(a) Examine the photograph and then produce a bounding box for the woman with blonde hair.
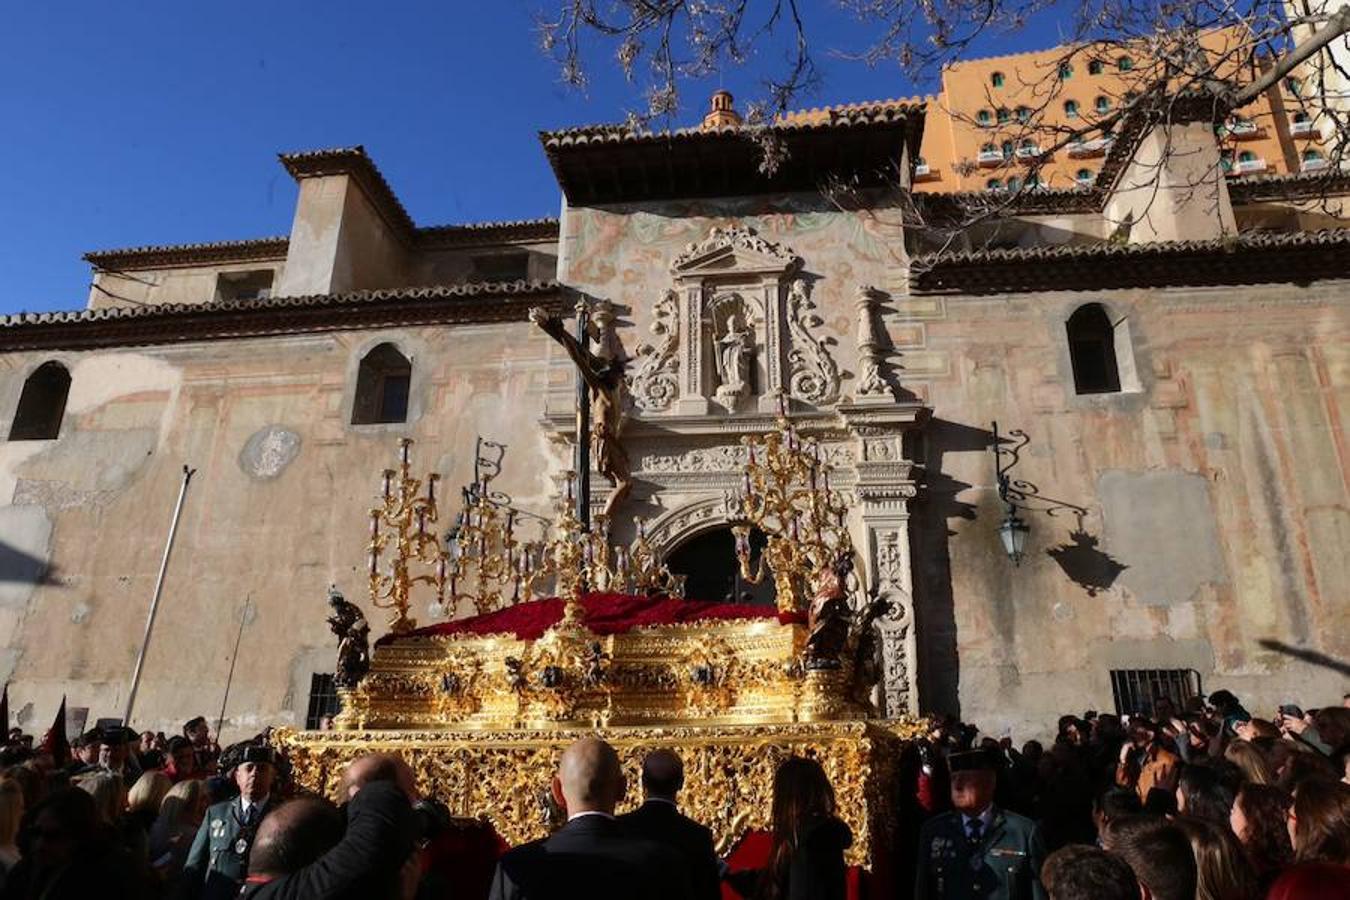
[74,772,124,826]
[1173,816,1260,900]
[149,779,208,887]
[1224,739,1273,785]
[0,779,23,881]
[126,771,172,835]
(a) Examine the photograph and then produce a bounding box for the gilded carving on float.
[275,719,929,868]
[285,410,927,871]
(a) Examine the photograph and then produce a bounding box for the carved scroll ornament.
[786,279,841,404]
[629,289,681,411]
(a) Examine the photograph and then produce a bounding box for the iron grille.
[305,673,341,730]
[1109,668,1202,718]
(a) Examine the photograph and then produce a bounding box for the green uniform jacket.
[915,808,1047,900]
[178,796,274,900]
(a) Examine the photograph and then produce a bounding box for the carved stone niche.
[631,226,841,416]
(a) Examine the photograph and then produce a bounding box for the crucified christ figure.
[529,306,633,519]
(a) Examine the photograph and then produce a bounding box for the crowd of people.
[0,687,1344,899]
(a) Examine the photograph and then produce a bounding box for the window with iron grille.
[305,673,341,729]
[1110,669,1202,718]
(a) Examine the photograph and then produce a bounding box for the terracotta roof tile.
[84,237,290,271]
[911,228,1350,293]
[539,101,924,148]
[0,280,562,351]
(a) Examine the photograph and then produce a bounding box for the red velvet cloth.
[383,592,803,644]
[721,829,867,900]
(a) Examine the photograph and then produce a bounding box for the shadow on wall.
[911,420,1131,718]
[0,540,55,586]
[1257,639,1350,677]
[911,418,991,718]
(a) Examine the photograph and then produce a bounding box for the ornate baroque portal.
[554,225,929,716]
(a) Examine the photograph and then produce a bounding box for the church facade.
[0,98,1346,740]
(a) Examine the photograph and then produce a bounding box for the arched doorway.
[666,526,774,605]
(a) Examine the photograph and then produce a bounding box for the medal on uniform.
[235,837,250,856]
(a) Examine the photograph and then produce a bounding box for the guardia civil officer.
[178,743,278,900]
[915,748,1047,900]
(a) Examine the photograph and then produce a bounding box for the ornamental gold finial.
[367,438,449,634]
[729,407,853,614]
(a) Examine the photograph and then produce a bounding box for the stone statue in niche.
[714,311,753,404]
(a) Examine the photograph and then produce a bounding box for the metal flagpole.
[123,464,196,725]
[573,298,592,532]
[215,593,250,739]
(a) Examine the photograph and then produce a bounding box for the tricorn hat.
[947,749,997,773]
[97,725,135,747]
[222,741,278,771]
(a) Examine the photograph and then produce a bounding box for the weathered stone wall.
[558,191,910,409]
[901,281,1348,736]
[88,259,289,310]
[0,321,561,740]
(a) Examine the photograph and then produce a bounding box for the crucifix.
[529,301,632,527]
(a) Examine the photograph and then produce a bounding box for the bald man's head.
[340,753,419,802]
[248,797,343,878]
[641,750,684,800]
[553,737,625,816]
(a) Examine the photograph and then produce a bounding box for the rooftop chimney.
[701,90,743,130]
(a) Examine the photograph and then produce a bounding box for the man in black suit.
[619,750,722,900]
[489,737,694,900]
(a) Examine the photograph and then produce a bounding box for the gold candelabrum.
[368,439,450,634]
[438,470,684,629]
[730,411,852,614]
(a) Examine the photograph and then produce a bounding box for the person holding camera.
[238,753,419,900]
[177,743,278,900]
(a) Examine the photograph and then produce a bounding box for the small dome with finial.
[701,90,743,130]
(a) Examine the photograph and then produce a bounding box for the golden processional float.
[276,412,927,877]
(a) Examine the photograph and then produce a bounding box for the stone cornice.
[0,281,563,352]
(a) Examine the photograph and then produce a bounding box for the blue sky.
[0,1,1064,314]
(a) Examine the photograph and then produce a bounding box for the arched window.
[1066,304,1121,394]
[351,343,412,425]
[8,361,71,441]
[1095,96,1112,114]
[1015,105,1032,123]
[986,178,1004,191]
[1075,168,1094,186]
[980,142,996,154]
[1220,150,1234,172]
[1064,100,1080,118]
[996,107,1011,124]
[1088,60,1104,75]
[1285,76,1302,95]
[1302,148,1324,162]
[1006,176,1022,191]
[991,71,1006,88]
[1059,63,1074,80]
[1001,140,1014,159]
[1293,111,1310,124]
[1117,56,1134,72]
[976,109,992,126]
[1238,150,1257,163]
[1025,173,1041,189]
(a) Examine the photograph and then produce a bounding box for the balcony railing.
[1067,137,1113,158]
[915,163,930,176]
[1291,120,1316,137]
[977,150,1005,166]
[1302,157,1329,172]
[1014,145,1042,159]
[1234,157,1267,174]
